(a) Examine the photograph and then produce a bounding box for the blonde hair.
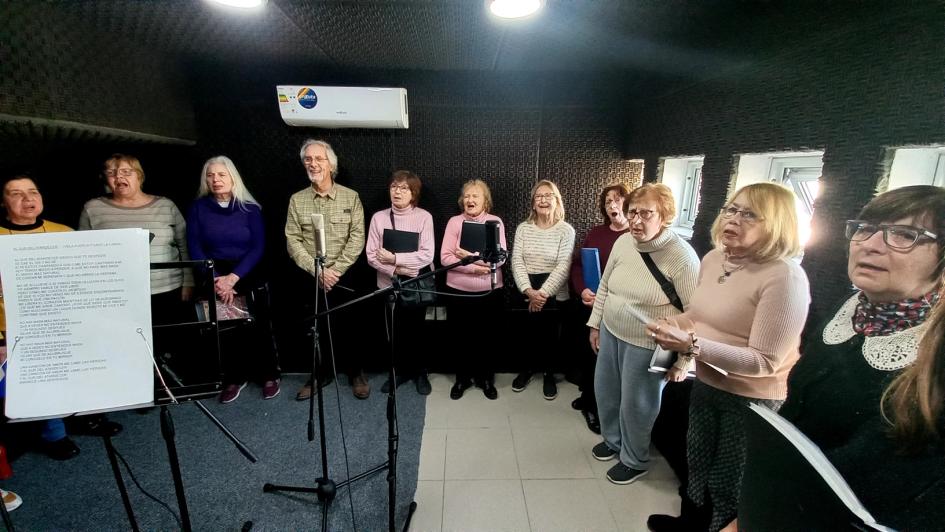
[527,179,565,224]
[197,156,259,208]
[458,179,493,214]
[629,183,677,227]
[104,154,145,184]
[710,182,801,262]
[882,283,945,451]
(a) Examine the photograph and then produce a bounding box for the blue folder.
[582,248,602,292]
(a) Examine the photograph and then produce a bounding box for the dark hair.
[598,183,631,224]
[390,170,422,206]
[1,173,40,195]
[858,185,945,278]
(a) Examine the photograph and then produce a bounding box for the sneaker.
[219,382,247,404]
[1,489,22,512]
[592,442,617,461]
[606,463,648,485]
[450,379,471,400]
[415,373,432,396]
[262,379,281,400]
[480,380,498,400]
[646,514,685,532]
[42,437,80,461]
[511,372,532,392]
[542,373,557,400]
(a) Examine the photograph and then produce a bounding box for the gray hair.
[299,139,338,178]
[197,156,259,208]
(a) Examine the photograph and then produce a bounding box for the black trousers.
[383,296,428,377]
[445,287,503,383]
[567,299,597,412]
[218,283,281,385]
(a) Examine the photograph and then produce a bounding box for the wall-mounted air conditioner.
[276,85,409,129]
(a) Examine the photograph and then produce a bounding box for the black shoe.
[450,379,471,400]
[592,441,618,461]
[606,462,648,485]
[571,397,584,411]
[42,437,80,461]
[481,380,498,400]
[68,415,123,437]
[381,375,409,394]
[512,372,532,392]
[416,373,432,396]
[646,514,684,532]
[582,410,601,434]
[542,373,557,400]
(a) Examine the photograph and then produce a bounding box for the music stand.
[101,260,258,532]
[263,251,502,532]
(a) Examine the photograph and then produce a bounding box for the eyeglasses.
[627,208,656,221]
[303,156,329,164]
[105,169,136,178]
[534,193,555,201]
[390,183,411,192]
[844,220,938,250]
[721,206,762,223]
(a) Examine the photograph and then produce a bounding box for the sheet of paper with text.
[0,229,154,419]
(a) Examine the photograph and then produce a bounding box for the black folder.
[459,220,487,254]
[383,228,420,253]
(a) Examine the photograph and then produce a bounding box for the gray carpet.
[3,373,426,531]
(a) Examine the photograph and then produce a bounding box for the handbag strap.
[389,209,395,230]
[640,252,684,312]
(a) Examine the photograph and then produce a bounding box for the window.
[658,156,704,238]
[883,146,945,191]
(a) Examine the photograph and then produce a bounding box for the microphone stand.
[263,250,506,532]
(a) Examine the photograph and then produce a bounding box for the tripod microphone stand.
[263,251,504,532]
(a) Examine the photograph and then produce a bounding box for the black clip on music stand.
[102,260,259,532]
[263,251,503,532]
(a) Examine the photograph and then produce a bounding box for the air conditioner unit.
[276,85,409,129]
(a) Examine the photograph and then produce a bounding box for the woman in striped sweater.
[510,180,575,400]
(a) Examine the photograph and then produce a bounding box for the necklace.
[717,260,746,284]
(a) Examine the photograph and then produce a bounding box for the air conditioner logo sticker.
[297,88,318,109]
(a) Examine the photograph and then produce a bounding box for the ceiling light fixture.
[206,0,267,9]
[488,0,543,19]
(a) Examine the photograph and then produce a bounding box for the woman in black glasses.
[773,185,945,530]
[646,182,810,532]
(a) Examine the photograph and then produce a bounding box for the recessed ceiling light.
[206,0,267,9]
[488,0,543,19]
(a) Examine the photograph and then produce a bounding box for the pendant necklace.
[718,258,746,284]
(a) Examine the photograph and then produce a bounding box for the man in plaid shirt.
[285,139,368,399]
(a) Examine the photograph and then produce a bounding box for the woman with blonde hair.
[440,179,508,399]
[646,182,811,531]
[510,179,575,400]
[187,156,281,402]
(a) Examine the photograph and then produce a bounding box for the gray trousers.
[594,323,667,470]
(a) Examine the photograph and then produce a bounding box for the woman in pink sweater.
[366,170,436,395]
[440,179,508,400]
[646,183,811,532]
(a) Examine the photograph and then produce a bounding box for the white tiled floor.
[409,373,680,532]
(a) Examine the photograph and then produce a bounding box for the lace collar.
[823,292,926,371]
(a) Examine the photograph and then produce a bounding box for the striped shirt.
[587,229,700,348]
[285,183,365,277]
[366,206,435,289]
[440,212,508,292]
[79,196,193,295]
[510,220,576,301]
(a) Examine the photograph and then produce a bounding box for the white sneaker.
[2,489,23,512]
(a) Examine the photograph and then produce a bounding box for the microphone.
[484,220,500,260]
[311,213,327,259]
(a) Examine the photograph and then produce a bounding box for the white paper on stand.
[0,229,154,419]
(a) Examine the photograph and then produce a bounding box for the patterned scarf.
[852,289,940,337]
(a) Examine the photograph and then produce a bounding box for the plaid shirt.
[285,182,365,276]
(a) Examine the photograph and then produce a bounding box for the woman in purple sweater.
[186,156,280,403]
[440,179,508,400]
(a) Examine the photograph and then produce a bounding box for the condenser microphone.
[484,220,501,260]
[311,213,327,259]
